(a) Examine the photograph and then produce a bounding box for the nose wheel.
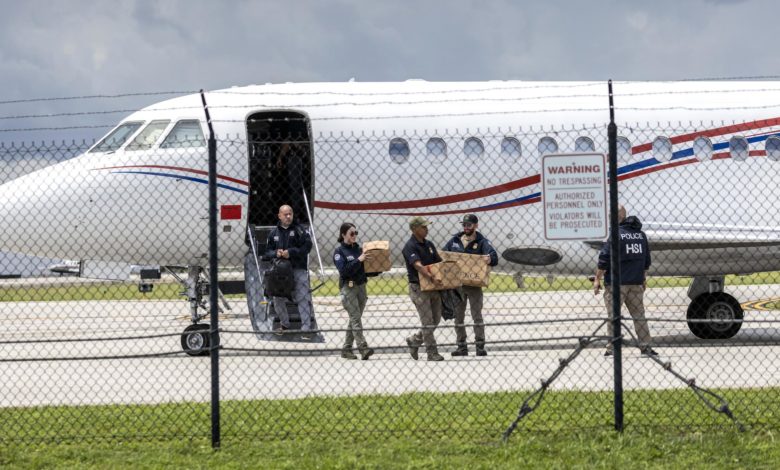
[181,323,211,356]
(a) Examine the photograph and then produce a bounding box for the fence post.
[200,89,221,449]
[607,80,624,432]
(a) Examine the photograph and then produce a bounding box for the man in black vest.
[593,205,656,356]
[442,214,498,356]
[265,205,313,335]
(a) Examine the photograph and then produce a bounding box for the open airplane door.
[244,111,324,342]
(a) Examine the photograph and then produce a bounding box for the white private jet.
[1,80,780,354]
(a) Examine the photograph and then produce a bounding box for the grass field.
[2,271,779,302]
[1,388,779,468]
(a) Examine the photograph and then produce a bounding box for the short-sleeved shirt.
[402,235,442,283]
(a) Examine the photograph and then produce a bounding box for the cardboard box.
[440,251,491,287]
[420,261,462,291]
[363,240,392,273]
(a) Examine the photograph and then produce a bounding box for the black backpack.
[440,288,464,321]
[263,258,294,299]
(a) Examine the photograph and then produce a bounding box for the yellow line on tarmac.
[742,298,780,311]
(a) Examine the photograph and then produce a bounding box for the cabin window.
[89,121,144,153]
[426,138,447,158]
[729,136,749,161]
[537,136,558,156]
[652,136,673,162]
[389,138,410,163]
[125,120,171,151]
[693,136,713,161]
[464,137,484,157]
[765,136,780,161]
[160,120,206,149]
[574,136,595,152]
[500,137,521,158]
[616,136,632,160]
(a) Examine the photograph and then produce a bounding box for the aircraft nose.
[0,160,84,260]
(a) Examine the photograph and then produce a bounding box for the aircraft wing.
[585,222,780,251]
[643,222,780,251]
[583,222,780,276]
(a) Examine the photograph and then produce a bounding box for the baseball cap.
[409,216,431,229]
[462,214,478,225]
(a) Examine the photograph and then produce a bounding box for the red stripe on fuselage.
[361,196,542,216]
[631,118,780,154]
[315,174,541,211]
[93,165,249,186]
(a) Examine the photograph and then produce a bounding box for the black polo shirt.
[402,235,442,283]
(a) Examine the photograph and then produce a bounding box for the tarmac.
[2,281,780,406]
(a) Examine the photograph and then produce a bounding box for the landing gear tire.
[181,323,211,356]
[686,292,743,340]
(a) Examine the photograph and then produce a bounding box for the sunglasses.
[347,230,358,236]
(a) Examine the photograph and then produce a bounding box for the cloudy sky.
[1,0,778,143]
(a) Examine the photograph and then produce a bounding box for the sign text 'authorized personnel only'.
[542,153,607,240]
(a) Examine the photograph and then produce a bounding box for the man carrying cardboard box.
[442,214,498,357]
[402,216,445,362]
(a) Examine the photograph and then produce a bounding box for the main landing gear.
[685,276,744,340]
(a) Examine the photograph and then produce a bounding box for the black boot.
[476,341,487,357]
[406,337,419,361]
[359,345,375,360]
[341,349,357,360]
[451,343,468,357]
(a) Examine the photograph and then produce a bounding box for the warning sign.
[542,153,607,240]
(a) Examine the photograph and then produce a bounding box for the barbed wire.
[0,91,196,106]
[210,82,610,97]
[0,124,114,133]
[0,109,142,121]
[0,77,763,106]
[8,84,780,125]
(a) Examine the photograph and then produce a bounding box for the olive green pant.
[341,283,368,350]
[408,283,442,351]
[454,285,485,346]
[604,285,652,350]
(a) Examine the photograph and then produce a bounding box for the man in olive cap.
[402,216,445,361]
[442,214,498,356]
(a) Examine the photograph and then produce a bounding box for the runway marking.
[742,298,780,311]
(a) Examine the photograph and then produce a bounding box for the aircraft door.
[244,111,323,342]
[245,111,313,228]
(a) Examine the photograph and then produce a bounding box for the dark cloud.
[0,0,778,143]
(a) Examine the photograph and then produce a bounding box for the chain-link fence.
[2,95,780,445]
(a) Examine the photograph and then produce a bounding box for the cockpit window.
[160,120,206,149]
[125,120,171,151]
[90,121,144,153]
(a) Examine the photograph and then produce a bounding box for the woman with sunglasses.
[333,222,375,360]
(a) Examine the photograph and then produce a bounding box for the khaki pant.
[408,283,442,351]
[454,285,485,346]
[341,283,368,350]
[604,285,652,350]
